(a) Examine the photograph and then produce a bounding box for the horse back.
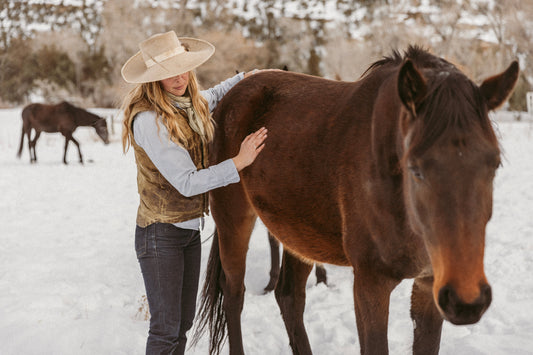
[212,71,369,161]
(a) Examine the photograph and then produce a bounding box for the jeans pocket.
[135,225,148,258]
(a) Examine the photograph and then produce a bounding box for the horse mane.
[361,45,444,78]
[408,68,498,159]
[408,51,498,158]
[60,100,103,126]
[362,45,497,159]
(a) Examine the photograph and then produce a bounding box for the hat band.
[144,46,186,68]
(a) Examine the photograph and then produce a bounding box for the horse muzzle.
[437,283,492,325]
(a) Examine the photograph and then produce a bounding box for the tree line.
[0,0,531,111]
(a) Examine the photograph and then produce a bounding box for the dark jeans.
[135,223,202,355]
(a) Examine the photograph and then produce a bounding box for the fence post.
[527,92,533,117]
[526,92,533,137]
[110,114,115,136]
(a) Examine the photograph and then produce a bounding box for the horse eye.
[408,166,424,180]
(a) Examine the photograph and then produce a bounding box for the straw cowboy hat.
[121,31,215,84]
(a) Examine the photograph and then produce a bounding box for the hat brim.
[121,37,215,84]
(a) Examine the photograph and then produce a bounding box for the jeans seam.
[152,224,165,330]
[186,229,196,246]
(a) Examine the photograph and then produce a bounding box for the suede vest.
[130,106,209,227]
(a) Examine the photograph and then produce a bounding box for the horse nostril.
[438,283,492,325]
[438,284,455,312]
[480,284,492,305]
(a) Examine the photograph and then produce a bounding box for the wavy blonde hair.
[121,71,214,152]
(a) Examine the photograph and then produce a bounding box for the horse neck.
[75,109,100,126]
[361,69,405,173]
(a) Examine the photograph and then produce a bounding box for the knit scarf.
[166,91,206,138]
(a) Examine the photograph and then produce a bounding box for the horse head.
[94,117,110,144]
[397,57,518,325]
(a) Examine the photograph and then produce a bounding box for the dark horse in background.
[194,46,518,355]
[17,101,109,164]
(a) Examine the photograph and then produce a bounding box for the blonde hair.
[121,71,215,152]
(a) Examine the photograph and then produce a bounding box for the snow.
[1,107,532,354]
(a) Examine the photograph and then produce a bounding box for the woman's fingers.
[243,127,267,149]
[232,128,268,171]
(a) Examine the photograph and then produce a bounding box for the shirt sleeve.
[201,72,245,112]
[133,111,240,197]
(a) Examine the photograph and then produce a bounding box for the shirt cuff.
[218,158,240,185]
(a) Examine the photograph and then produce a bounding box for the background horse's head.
[396,50,519,324]
[93,117,110,145]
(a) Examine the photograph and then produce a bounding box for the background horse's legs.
[62,133,83,164]
[70,134,83,164]
[410,277,443,355]
[353,267,399,355]
[275,250,313,355]
[62,136,70,164]
[264,232,281,293]
[29,131,40,163]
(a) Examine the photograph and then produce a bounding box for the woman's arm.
[133,111,240,197]
[201,69,283,112]
[201,72,244,112]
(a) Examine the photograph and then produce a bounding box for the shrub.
[0,38,39,103]
[35,45,76,88]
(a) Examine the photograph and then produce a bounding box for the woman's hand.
[232,127,268,171]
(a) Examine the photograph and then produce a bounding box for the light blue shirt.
[133,72,245,230]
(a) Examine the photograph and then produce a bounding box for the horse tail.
[16,125,24,158]
[192,228,227,354]
[17,109,29,158]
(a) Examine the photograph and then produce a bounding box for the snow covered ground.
[0,107,532,354]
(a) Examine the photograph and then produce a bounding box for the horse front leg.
[70,135,83,164]
[353,267,399,355]
[410,277,443,355]
[275,250,313,355]
[264,232,281,293]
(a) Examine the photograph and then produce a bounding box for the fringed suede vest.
[130,105,209,227]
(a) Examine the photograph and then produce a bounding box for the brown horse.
[264,231,327,292]
[17,101,109,164]
[194,46,518,355]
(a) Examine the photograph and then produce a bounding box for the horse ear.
[479,61,519,111]
[398,59,427,115]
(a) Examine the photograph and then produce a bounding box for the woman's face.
[161,72,190,96]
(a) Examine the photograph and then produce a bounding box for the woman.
[121,31,267,354]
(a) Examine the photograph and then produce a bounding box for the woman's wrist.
[232,156,244,171]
